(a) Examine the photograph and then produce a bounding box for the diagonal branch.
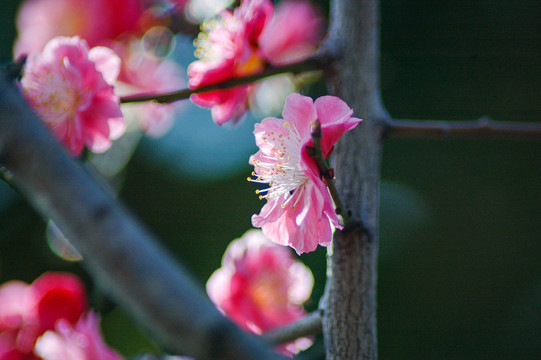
[0,74,285,360]
[119,56,325,104]
[385,117,541,139]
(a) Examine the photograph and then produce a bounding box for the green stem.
[119,57,324,104]
[307,119,351,227]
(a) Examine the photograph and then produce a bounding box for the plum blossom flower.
[188,0,323,125]
[14,0,184,138]
[258,0,324,66]
[207,229,314,356]
[188,0,270,125]
[34,313,122,360]
[113,39,186,137]
[0,272,87,359]
[249,93,361,254]
[20,36,125,156]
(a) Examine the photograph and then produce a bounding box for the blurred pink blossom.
[188,1,270,125]
[188,0,323,125]
[20,36,125,156]
[259,0,324,66]
[14,0,146,58]
[0,272,87,360]
[249,93,361,254]
[34,313,122,360]
[207,229,313,356]
[14,0,183,137]
[113,39,185,137]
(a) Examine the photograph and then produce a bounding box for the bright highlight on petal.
[207,229,314,356]
[20,36,125,156]
[249,93,362,254]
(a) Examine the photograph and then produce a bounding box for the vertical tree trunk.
[322,0,387,359]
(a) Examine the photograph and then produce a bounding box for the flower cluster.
[249,93,361,254]
[20,36,125,156]
[14,0,184,142]
[0,272,121,360]
[12,0,364,354]
[207,229,314,356]
[188,0,323,125]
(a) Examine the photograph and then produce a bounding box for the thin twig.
[119,57,325,104]
[385,117,541,139]
[306,119,350,227]
[0,74,285,360]
[262,312,322,346]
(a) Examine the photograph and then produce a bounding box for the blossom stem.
[306,120,350,227]
[262,311,322,345]
[119,57,325,104]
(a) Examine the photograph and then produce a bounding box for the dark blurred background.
[1,0,540,359]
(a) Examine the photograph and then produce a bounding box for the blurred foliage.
[0,0,540,359]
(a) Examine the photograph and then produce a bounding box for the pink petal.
[281,93,317,140]
[88,46,120,85]
[259,0,324,66]
[315,95,362,156]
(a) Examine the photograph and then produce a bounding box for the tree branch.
[119,56,325,104]
[262,312,322,346]
[322,0,386,359]
[385,117,541,139]
[0,74,285,360]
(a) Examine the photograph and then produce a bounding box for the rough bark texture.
[0,74,285,360]
[322,0,387,359]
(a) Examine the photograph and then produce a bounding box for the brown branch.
[262,311,322,346]
[0,74,285,360]
[322,0,385,359]
[385,117,541,139]
[119,56,325,104]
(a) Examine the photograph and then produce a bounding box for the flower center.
[236,51,264,77]
[23,67,78,127]
[250,270,288,311]
[249,121,309,207]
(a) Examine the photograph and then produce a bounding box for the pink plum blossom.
[188,0,323,125]
[259,0,324,66]
[249,93,361,254]
[188,1,270,125]
[20,36,125,156]
[34,313,122,360]
[113,39,186,137]
[207,229,314,356]
[14,0,146,58]
[0,272,87,360]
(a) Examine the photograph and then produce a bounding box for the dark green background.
[1,1,540,359]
